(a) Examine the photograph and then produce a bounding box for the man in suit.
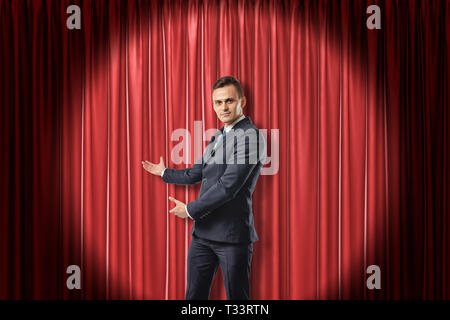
[142,76,266,300]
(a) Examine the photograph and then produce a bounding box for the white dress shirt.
[213,114,245,149]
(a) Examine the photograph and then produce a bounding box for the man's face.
[212,85,246,126]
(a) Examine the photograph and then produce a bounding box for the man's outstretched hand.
[142,156,166,177]
[168,196,189,219]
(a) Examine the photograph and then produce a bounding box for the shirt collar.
[224,114,246,133]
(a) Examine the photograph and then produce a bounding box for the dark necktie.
[210,129,226,158]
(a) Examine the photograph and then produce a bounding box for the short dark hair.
[212,76,244,98]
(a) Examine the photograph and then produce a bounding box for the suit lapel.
[203,129,223,166]
[202,117,251,167]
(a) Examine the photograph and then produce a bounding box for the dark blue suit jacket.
[162,117,266,243]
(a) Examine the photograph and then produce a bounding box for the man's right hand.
[142,156,166,177]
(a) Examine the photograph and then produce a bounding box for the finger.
[168,196,176,203]
[142,164,157,175]
[169,197,182,205]
[143,163,155,171]
[160,156,163,164]
[172,211,180,217]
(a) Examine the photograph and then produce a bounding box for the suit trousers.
[185,234,254,300]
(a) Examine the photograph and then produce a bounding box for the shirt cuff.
[185,205,193,219]
[160,169,165,177]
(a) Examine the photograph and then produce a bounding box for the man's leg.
[215,242,253,300]
[185,236,219,300]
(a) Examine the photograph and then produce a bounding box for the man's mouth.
[222,112,231,117]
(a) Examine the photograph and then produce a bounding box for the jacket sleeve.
[162,161,203,185]
[162,134,219,186]
[186,130,266,220]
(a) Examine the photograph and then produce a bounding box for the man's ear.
[241,96,247,108]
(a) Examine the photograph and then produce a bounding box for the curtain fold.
[0,0,449,300]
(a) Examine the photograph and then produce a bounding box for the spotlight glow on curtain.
[0,0,449,300]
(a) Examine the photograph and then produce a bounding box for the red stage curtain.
[0,0,449,299]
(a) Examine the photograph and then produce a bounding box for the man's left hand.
[168,196,189,219]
